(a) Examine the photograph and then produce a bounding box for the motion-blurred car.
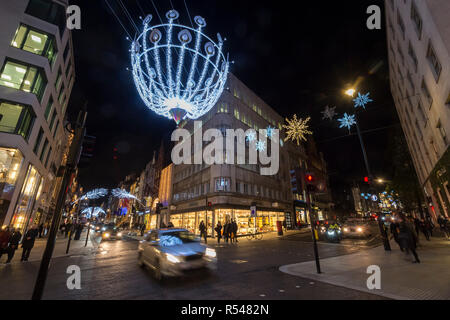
[342,220,372,238]
[99,223,123,240]
[138,228,217,280]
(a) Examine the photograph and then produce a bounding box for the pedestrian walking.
[21,225,39,262]
[199,220,207,244]
[378,218,391,251]
[6,228,22,263]
[231,219,238,243]
[420,218,430,241]
[390,218,402,251]
[38,223,44,238]
[74,223,83,240]
[437,215,449,239]
[0,226,11,262]
[215,222,222,244]
[425,218,434,237]
[397,215,420,263]
[413,217,421,240]
[223,222,230,243]
[140,223,146,236]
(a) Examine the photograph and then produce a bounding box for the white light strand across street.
[81,207,105,218]
[83,188,108,200]
[131,10,230,124]
[111,188,137,200]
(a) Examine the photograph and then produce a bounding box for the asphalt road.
[0,231,386,300]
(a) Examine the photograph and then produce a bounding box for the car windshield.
[158,231,199,247]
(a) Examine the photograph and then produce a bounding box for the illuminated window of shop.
[11,164,42,232]
[0,100,35,141]
[0,59,47,101]
[0,148,24,220]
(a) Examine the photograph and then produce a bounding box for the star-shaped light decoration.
[246,130,256,142]
[321,105,337,121]
[337,113,356,131]
[353,92,373,109]
[255,140,266,152]
[282,115,312,145]
[266,126,275,138]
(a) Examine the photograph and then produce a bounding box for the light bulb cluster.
[131,10,229,123]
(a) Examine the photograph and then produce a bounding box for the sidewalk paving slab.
[279,238,450,300]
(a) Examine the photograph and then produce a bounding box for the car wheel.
[154,259,163,281]
[138,252,145,268]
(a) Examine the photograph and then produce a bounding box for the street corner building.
[385,0,450,220]
[0,0,75,232]
[163,73,333,237]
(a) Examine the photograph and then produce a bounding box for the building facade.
[0,0,75,231]
[385,0,450,219]
[168,74,332,236]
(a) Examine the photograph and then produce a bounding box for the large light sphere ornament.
[131,10,230,124]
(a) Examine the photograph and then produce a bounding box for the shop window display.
[0,148,24,224]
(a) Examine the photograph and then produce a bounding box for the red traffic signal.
[364,176,369,183]
[306,174,314,182]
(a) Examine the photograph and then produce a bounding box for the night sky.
[68,0,399,194]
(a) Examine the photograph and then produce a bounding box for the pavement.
[0,230,99,265]
[280,237,450,300]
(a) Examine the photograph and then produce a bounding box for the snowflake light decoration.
[255,140,266,152]
[321,105,336,121]
[131,10,229,124]
[282,115,312,145]
[353,92,373,109]
[338,113,356,131]
[266,126,275,138]
[111,188,137,200]
[246,130,256,142]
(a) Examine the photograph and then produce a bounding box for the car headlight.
[102,227,106,231]
[166,253,180,263]
[117,232,122,237]
[205,248,216,258]
[343,228,349,232]
[103,233,110,238]
[357,227,363,232]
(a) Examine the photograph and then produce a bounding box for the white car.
[138,228,217,280]
[342,221,372,238]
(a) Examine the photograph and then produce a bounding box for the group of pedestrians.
[0,224,39,264]
[213,220,238,244]
[388,213,449,264]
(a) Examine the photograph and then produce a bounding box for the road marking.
[296,285,301,288]
[279,289,285,293]
[259,294,266,297]
[230,259,248,264]
[309,282,315,285]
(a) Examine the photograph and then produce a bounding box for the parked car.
[138,228,217,280]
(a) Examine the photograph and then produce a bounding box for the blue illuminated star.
[338,113,356,131]
[353,92,373,109]
[255,140,266,151]
[266,126,275,138]
[246,131,256,142]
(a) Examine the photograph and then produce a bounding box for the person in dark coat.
[21,225,39,262]
[378,218,391,251]
[140,223,146,236]
[6,228,22,263]
[167,221,174,228]
[413,218,421,240]
[199,221,207,243]
[397,216,420,263]
[74,223,83,240]
[231,219,238,243]
[437,215,449,238]
[420,218,430,241]
[215,222,222,244]
[390,218,402,251]
[223,222,230,243]
[38,224,44,238]
[0,227,11,262]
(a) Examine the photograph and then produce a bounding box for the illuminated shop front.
[170,208,285,236]
[11,164,42,232]
[0,148,24,225]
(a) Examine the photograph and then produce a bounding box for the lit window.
[11,24,57,65]
[0,101,35,140]
[0,59,47,101]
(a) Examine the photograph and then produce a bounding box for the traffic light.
[364,176,369,183]
[305,173,317,192]
[78,135,96,168]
